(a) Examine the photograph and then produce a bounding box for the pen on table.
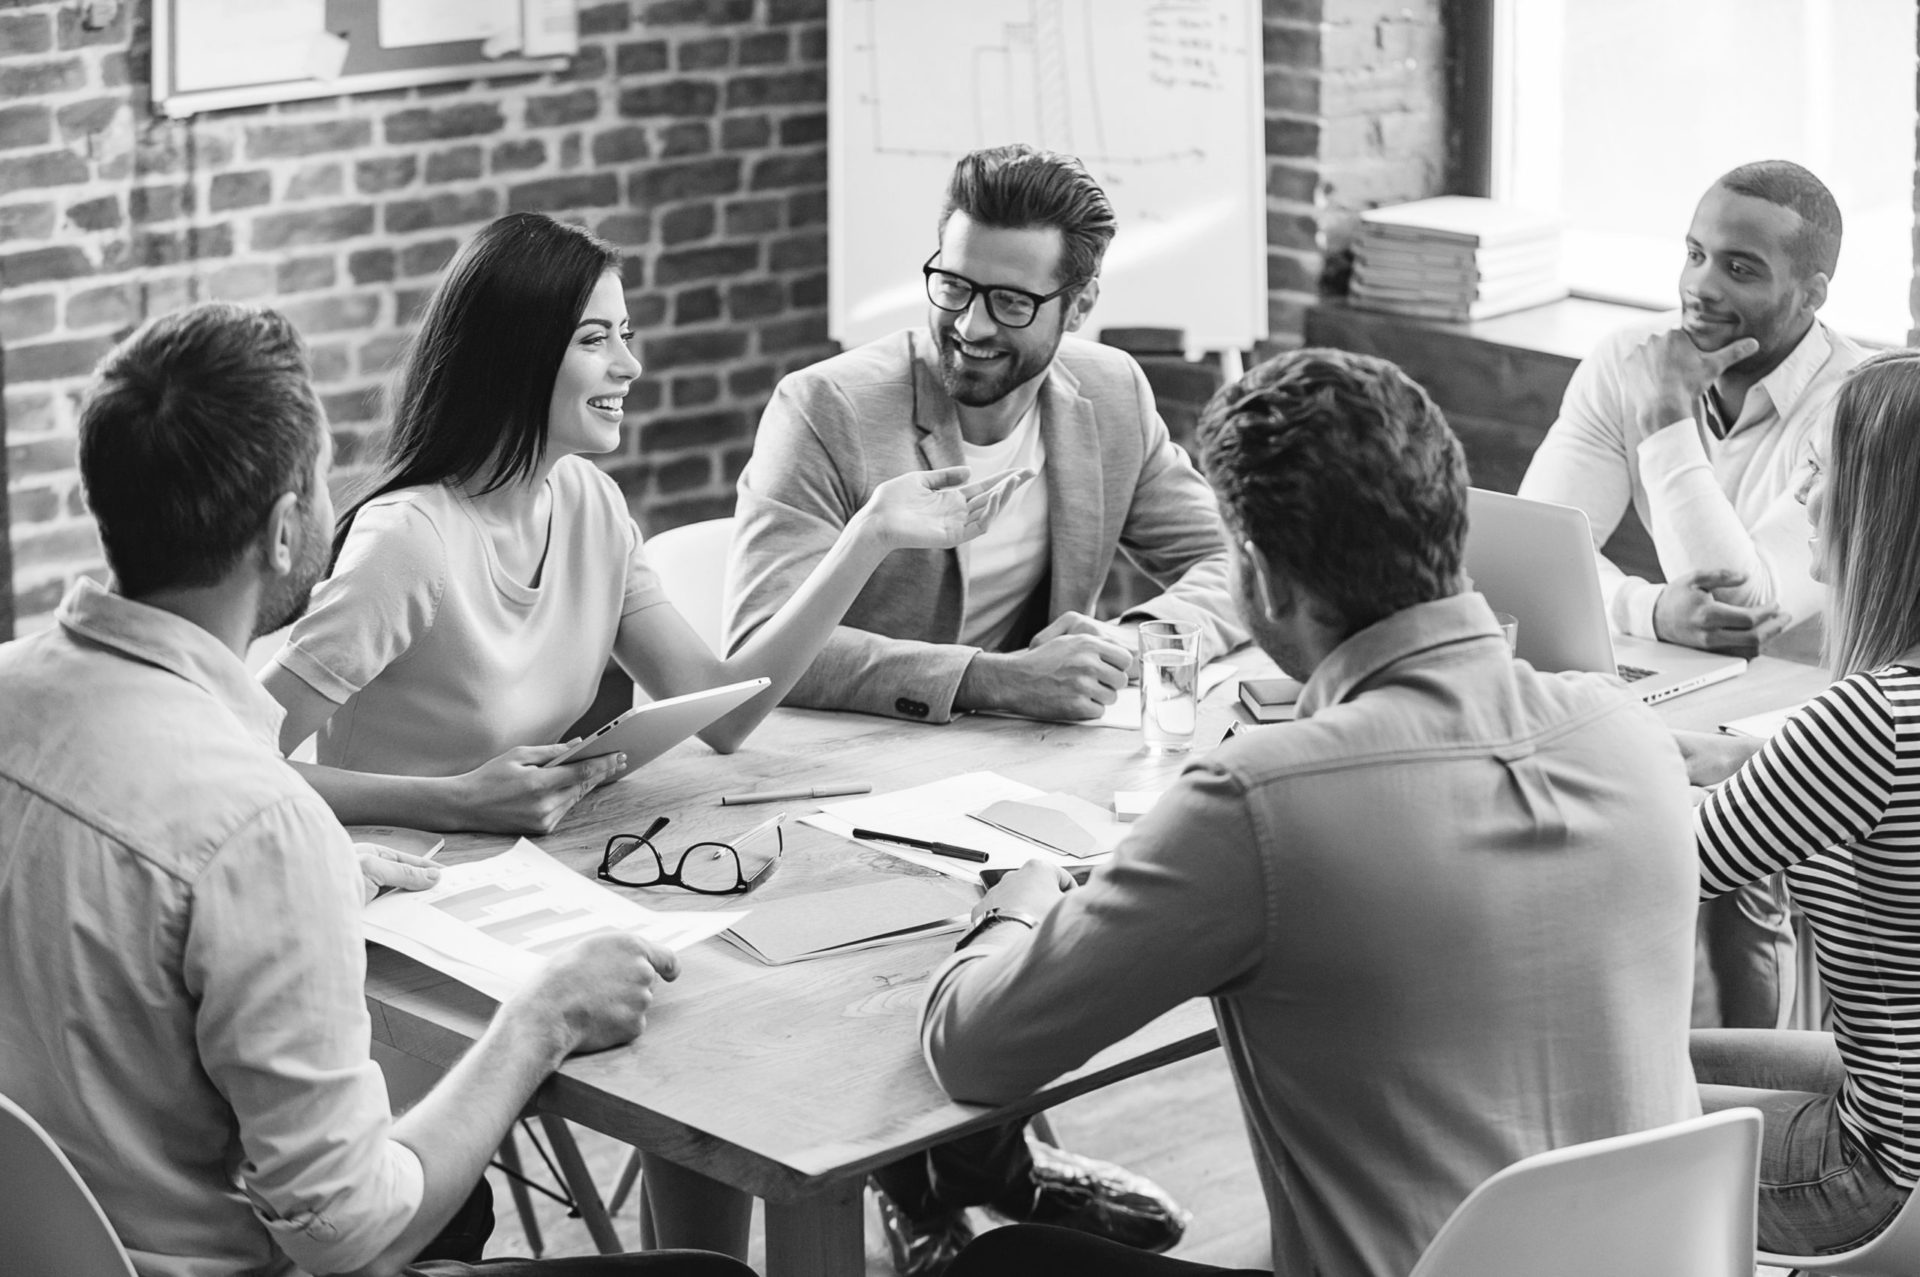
[850,827,991,864]
[720,783,873,806]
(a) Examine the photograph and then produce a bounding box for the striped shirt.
[1697,664,1920,1187]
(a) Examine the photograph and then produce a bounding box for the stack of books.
[1350,196,1566,322]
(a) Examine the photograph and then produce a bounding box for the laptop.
[1464,489,1746,704]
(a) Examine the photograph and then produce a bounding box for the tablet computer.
[545,677,771,780]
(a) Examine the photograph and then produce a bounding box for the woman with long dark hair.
[1683,348,1920,1253]
[263,212,1023,833]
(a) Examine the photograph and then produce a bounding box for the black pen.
[851,827,991,864]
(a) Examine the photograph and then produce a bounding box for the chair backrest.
[643,516,736,657]
[0,1093,137,1277]
[1758,1171,1920,1276]
[1408,1108,1761,1277]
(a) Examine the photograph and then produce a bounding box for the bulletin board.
[152,0,577,119]
[828,0,1267,357]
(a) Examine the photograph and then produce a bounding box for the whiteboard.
[828,0,1267,356]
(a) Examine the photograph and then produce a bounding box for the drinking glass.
[1139,620,1201,755]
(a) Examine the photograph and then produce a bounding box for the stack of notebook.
[1350,196,1566,322]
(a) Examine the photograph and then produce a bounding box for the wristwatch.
[955,905,1040,951]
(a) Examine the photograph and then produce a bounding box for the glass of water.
[1139,620,1201,755]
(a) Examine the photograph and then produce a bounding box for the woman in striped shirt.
[1684,349,1920,1254]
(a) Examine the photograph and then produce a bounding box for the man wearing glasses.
[726,144,1229,1272]
[726,142,1245,729]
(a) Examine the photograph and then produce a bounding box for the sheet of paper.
[982,662,1236,730]
[174,0,330,92]
[379,0,517,49]
[721,878,969,965]
[972,794,1126,858]
[808,771,1107,882]
[521,0,580,56]
[363,839,741,1000]
[1719,702,1807,739]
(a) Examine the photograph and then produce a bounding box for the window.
[1492,0,1916,345]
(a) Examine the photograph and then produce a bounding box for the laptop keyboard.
[1616,663,1656,682]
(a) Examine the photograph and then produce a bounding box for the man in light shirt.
[727,143,1225,1274]
[727,143,1245,728]
[1519,160,1865,1031]
[926,349,1700,1277]
[1520,159,1864,655]
[0,303,748,1277]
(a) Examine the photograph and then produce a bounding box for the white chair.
[1408,1107,1761,1277]
[643,516,735,657]
[1758,1183,1920,1276]
[0,1092,137,1277]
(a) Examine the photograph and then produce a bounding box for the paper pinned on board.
[363,838,741,1001]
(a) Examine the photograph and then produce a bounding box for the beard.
[933,321,1056,408]
[254,508,330,638]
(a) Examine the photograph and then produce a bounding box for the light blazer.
[724,328,1246,722]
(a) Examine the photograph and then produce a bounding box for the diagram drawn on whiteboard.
[830,0,1267,354]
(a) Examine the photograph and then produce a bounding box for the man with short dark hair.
[1519,159,1865,1031]
[1521,159,1861,655]
[726,143,1216,1274]
[0,303,748,1277]
[924,349,1701,1277]
[727,143,1245,727]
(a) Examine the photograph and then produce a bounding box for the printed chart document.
[363,839,740,1000]
[808,772,1124,882]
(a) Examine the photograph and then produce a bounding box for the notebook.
[718,878,970,965]
[1464,489,1745,704]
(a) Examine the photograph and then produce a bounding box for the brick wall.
[1,0,836,634]
[1260,0,1446,358]
[1,0,1454,636]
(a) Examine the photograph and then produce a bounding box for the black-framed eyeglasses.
[922,252,1079,329]
[599,813,785,895]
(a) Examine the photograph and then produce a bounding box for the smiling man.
[726,143,1245,730]
[1519,160,1866,1035]
[1520,160,1864,657]
[725,143,1230,1275]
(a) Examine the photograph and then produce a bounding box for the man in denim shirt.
[0,304,747,1277]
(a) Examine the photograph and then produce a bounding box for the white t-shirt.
[958,403,1049,650]
[271,455,668,776]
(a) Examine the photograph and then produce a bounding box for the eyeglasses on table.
[598,812,786,895]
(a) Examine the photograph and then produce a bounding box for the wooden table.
[364,643,1836,1276]
[366,680,1242,1276]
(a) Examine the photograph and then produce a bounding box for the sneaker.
[988,1136,1191,1253]
[871,1178,975,1277]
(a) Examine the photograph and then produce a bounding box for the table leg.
[764,1177,865,1277]
[537,1114,623,1255]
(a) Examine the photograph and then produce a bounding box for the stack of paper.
[808,772,1128,882]
[1350,197,1565,322]
[363,839,741,1000]
[719,878,970,965]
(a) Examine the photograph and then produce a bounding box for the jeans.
[869,1121,1036,1219]
[1693,1029,1911,1255]
[403,1177,755,1277]
[1701,874,1797,1029]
